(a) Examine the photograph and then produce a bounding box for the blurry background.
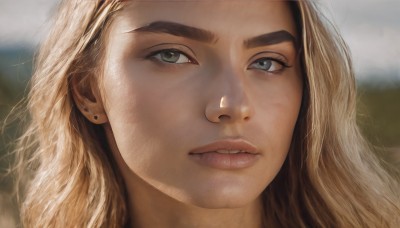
[1,0,399,227]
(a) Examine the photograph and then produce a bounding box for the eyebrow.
[130,21,217,43]
[129,21,297,49]
[244,30,297,49]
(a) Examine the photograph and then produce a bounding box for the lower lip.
[189,152,260,170]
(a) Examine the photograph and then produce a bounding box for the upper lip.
[189,138,260,155]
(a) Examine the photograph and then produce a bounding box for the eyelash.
[146,49,291,73]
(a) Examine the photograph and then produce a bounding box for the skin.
[75,1,303,227]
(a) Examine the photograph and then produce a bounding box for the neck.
[125,175,265,228]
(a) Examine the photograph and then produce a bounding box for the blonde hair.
[14,0,400,227]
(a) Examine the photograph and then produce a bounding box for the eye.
[151,49,193,64]
[248,58,288,73]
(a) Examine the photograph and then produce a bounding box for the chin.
[168,181,266,209]
[188,195,260,209]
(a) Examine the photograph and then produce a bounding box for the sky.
[324,0,400,81]
[0,0,399,81]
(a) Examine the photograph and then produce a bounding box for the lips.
[189,139,259,154]
[213,149,247,154]
[188,139,261,170]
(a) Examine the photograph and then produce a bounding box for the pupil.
[260,60,271,69]
[162,51,179,62]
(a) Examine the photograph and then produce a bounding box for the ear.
[71,75,108,124]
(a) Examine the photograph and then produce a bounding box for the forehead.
[114,0,297,39]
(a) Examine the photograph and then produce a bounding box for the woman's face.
[101,0,302,208]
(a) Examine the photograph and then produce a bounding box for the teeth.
[215,150,244,154]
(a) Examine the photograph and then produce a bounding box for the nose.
[205,70,253,123]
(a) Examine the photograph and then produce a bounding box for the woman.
[16,0,399,227]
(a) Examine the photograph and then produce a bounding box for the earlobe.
[71,76,108,124]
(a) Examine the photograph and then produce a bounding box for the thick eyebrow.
[129,21,297,49]
[244,30,298,49]
[129,21,217,43]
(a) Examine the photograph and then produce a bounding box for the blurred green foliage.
[357,86,400,147]
[0,48,32,174]
[0,49,33,227]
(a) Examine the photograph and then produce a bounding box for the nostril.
[218,115,231,121]
[244,116,250,121]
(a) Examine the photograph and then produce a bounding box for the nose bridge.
[219,68,247,108]
[205,64,253,123]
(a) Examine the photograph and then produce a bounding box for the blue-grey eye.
[249,58,286,72]
[153,50,191,64]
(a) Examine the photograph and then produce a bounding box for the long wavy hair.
[14,0,400,227]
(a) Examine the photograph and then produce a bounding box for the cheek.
[104,82,163,162]
[252,72,303,155]
[101,64,199,171]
